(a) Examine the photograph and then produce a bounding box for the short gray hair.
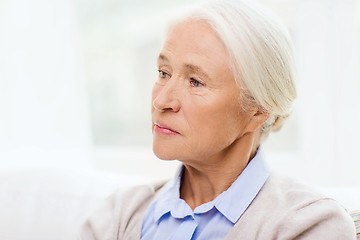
[165,0,297,140]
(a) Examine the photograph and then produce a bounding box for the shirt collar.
[152,147,270,223]
[153,165,192,222]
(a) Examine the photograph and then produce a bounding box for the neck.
[180,132,260,210]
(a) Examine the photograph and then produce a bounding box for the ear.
[243,109,270,134]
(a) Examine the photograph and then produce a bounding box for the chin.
[152,144,178,161]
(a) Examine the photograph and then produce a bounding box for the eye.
[158,70,169,79]
[190,78,203,87]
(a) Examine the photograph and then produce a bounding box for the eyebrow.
[158,54,169,63]
[158,54,211,80]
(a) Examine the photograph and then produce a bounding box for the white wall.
[0,0,92,170]
[295,0,360,186]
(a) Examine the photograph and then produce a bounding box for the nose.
[152,77,181,113]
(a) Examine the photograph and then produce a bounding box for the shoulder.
[229,173,356,239]
[78,180,168,240]
[262,173,327,206]
[267,174,356,239]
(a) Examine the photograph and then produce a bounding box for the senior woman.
[80,0,356,239]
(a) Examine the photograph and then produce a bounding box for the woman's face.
[151,20,258,164]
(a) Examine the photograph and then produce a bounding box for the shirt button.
[191,216,195,220]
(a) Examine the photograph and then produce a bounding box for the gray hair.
[165,0,297,140]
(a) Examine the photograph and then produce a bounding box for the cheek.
[181,100,226,147]
[187,99,245,141]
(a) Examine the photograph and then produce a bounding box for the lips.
[154,121,180,135]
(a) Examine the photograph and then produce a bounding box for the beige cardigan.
[79,173,356,240]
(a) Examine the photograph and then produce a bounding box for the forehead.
[160,20,231,70]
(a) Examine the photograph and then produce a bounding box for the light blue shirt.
[141,148,270,240]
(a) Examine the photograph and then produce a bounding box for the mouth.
[153,121,180,135]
